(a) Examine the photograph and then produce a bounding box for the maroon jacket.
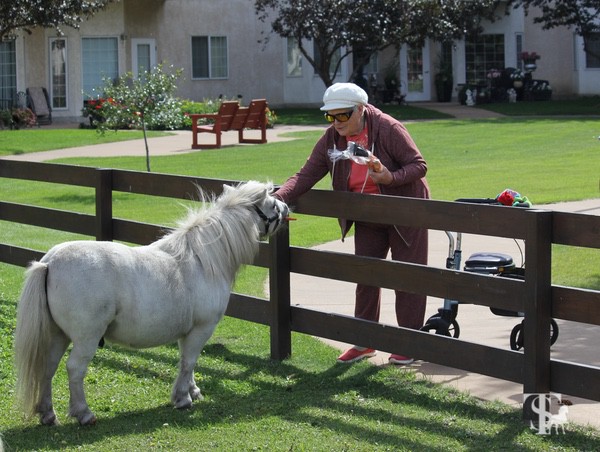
[275,104,430,240]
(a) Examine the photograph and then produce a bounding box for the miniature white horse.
[14,181,289,426]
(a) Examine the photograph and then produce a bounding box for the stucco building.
[1,0,598,122]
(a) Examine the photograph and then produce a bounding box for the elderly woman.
[274,82,430,365]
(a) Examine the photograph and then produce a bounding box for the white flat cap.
[320,82,368,111]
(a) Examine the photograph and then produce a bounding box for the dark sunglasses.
[324,108,356,123]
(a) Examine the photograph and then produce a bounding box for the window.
[407,47,424,92]
[585,33,600,68]
[287,37,302,76]
[82,37,118,98]
[50,38,67,109]
[137,43,151,75]
[0,40,17,109]
[192,36,228,79]
[515,33,523,69]
[132,39,156,81]
[465,34,505,84]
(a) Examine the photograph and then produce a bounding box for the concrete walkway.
[418,101,507,119]
[1,124,327,162]
[3,102,600,429]
[293,204,600,430]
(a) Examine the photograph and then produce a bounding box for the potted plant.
[529,80,552,101]
[520,51,540,72]
[510,69,525,88]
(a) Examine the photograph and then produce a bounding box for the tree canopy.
[254,0,502,87]
[0,0,115,40]
[509,0,600,60]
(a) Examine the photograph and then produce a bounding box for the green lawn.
[273,103,452,125]
[1,102,599,450]
[273,96,600,125]
[0,128,170,157]
[1,265,598,451]
[477,95,600,117]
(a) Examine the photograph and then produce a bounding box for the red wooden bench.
[189,101,239,149]
[188,99,269,149]
[237,99,268,144]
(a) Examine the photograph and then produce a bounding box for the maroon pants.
[353,222,428,330]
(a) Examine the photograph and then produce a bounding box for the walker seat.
[464,252,515,274]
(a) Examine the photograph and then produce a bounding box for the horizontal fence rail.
[1,159,599,420]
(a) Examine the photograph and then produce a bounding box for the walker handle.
[454,198,500,205]
[454,198,530,208]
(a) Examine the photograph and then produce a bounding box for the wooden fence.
[1,159,599,421]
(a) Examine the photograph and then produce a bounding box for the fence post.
[95,168,113,241]
[269,225,291,360]
[522,209,553,423]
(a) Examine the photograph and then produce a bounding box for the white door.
[400,42,431,102]
[132,39,156,79]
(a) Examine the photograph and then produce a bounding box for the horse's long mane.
[155,181,273,281]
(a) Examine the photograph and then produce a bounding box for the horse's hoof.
[78,413,97,426]
[174,398,193,410]
[190,386,203,401]
[40,412,59,426]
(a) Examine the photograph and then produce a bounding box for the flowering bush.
[97,64,184,133]
[486,68,502,79]
[181,98,229,128]
[82,97,115,126]
[265,107,277,128]
[82,98,108,116]
[11,107,36,128]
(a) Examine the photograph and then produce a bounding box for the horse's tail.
[14,261,53,417]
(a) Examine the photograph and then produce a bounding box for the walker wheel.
[509,319,559,351]
[420,316,460,338]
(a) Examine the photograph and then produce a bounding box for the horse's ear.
[262,181,274,197]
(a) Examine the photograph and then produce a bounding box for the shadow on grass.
[3,342,598,451]
[41,193,96,206]
[40,191,134,207]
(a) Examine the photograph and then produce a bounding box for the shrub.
[11,108,36,129]
[180,99,222,129]
[0,109,12,128]
[91,63,184,132]
[180,99,278,129]
[265,107,277,128]
[81,97,115,128]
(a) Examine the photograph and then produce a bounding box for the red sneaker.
[389,354,414,365]
[336,347,377,363]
